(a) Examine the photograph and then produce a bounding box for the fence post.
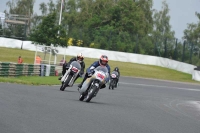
[135,34,138,53]
[173,38,178,60]
[164,38,167,58]
[189,41,194,64]
[182,40,186,62]
[154,36,157,56]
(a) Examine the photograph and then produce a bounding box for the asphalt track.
[0,77,200,133]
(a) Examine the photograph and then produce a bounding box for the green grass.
[0,46,199,85]
[0,76,82,85]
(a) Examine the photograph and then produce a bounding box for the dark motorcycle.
[79,66,109,102]
[109,71,118,90]
[60,61,81,91]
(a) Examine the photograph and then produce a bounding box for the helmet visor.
[77,56,83,61]
[101,60,107,65]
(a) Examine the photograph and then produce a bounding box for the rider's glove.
[87,70,94,76]
[105,77,109,83]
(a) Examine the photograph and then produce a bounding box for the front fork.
[61,69,70,82]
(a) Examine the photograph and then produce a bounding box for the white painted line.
[119,82,200,92]
[121,76,200,86]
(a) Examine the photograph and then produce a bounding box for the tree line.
[0,0,199,65]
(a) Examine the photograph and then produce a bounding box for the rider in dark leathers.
[111,67,120,87]
[78,55,110,89]
[59,53,85,82]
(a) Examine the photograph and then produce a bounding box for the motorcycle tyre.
[85,85,99,102]
[60,74,73,91]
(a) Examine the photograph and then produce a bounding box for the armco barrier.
[0,62,10,76]
[0,62,55,77]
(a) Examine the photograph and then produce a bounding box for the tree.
[39,2,47,16]
[5,0,35,38]
[183,12,200,64]
[31,13,42,30]
[183,12,200,42]
[152,0,175,57]
[29,12,67,47]
[0,23,3,35]
[67,0,154,52]
[47,0,56,13]
[135,0,153,34]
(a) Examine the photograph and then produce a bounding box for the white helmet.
[76,53,84,63]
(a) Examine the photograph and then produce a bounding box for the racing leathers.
[78,61,110,89]
[111,70,120,87]
[60,57,85,82]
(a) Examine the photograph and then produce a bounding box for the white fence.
[0,37,199,81]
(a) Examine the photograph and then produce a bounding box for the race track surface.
[0,77,200,133]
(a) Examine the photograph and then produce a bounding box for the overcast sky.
[1,0,200,39]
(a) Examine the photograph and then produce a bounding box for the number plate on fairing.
[111,74,116,78]
[72,67,78,73]
[97,73,105,80]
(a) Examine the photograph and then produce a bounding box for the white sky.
[1,0,200,39]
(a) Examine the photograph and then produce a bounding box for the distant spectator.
[35,55,42,64]
[18,56,23,64]
[59,57,66,66]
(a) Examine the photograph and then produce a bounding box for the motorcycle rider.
[111,67,120,87]
[78,55,110,89]
[58,53,85,83]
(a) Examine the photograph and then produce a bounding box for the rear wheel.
[60,74,73,91]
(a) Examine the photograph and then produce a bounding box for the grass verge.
[0,47,199,85]
[0,76,82,85]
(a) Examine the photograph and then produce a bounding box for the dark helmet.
[99,55,108,66]
[114,67,119,71]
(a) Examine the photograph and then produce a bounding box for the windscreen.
[71,61,81,70]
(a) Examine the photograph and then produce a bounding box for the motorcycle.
[60,61,81,91]
[109,71,119,90]
[78,66,109,102]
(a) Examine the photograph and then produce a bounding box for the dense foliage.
[29,12,67,46]
[1,0,200,65]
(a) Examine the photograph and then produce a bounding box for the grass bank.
[0,47,198,85]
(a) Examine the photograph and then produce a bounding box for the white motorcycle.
[78,66,109,102]
[60,61,81,91]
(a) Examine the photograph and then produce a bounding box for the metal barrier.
[0,62,56,77]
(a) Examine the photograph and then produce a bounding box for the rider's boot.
[58,75,63,80]
[100,84,106,89]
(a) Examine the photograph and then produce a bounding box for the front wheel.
[109,79,114,90]
[85,85,99,102]
[109,79,113,89]
[60,74,73,91]
[60,82,64,91]
[79,94,85,101]
[112,80,116,90]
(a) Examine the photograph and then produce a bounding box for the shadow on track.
[71,99,117,106]
[56,89,78,93]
